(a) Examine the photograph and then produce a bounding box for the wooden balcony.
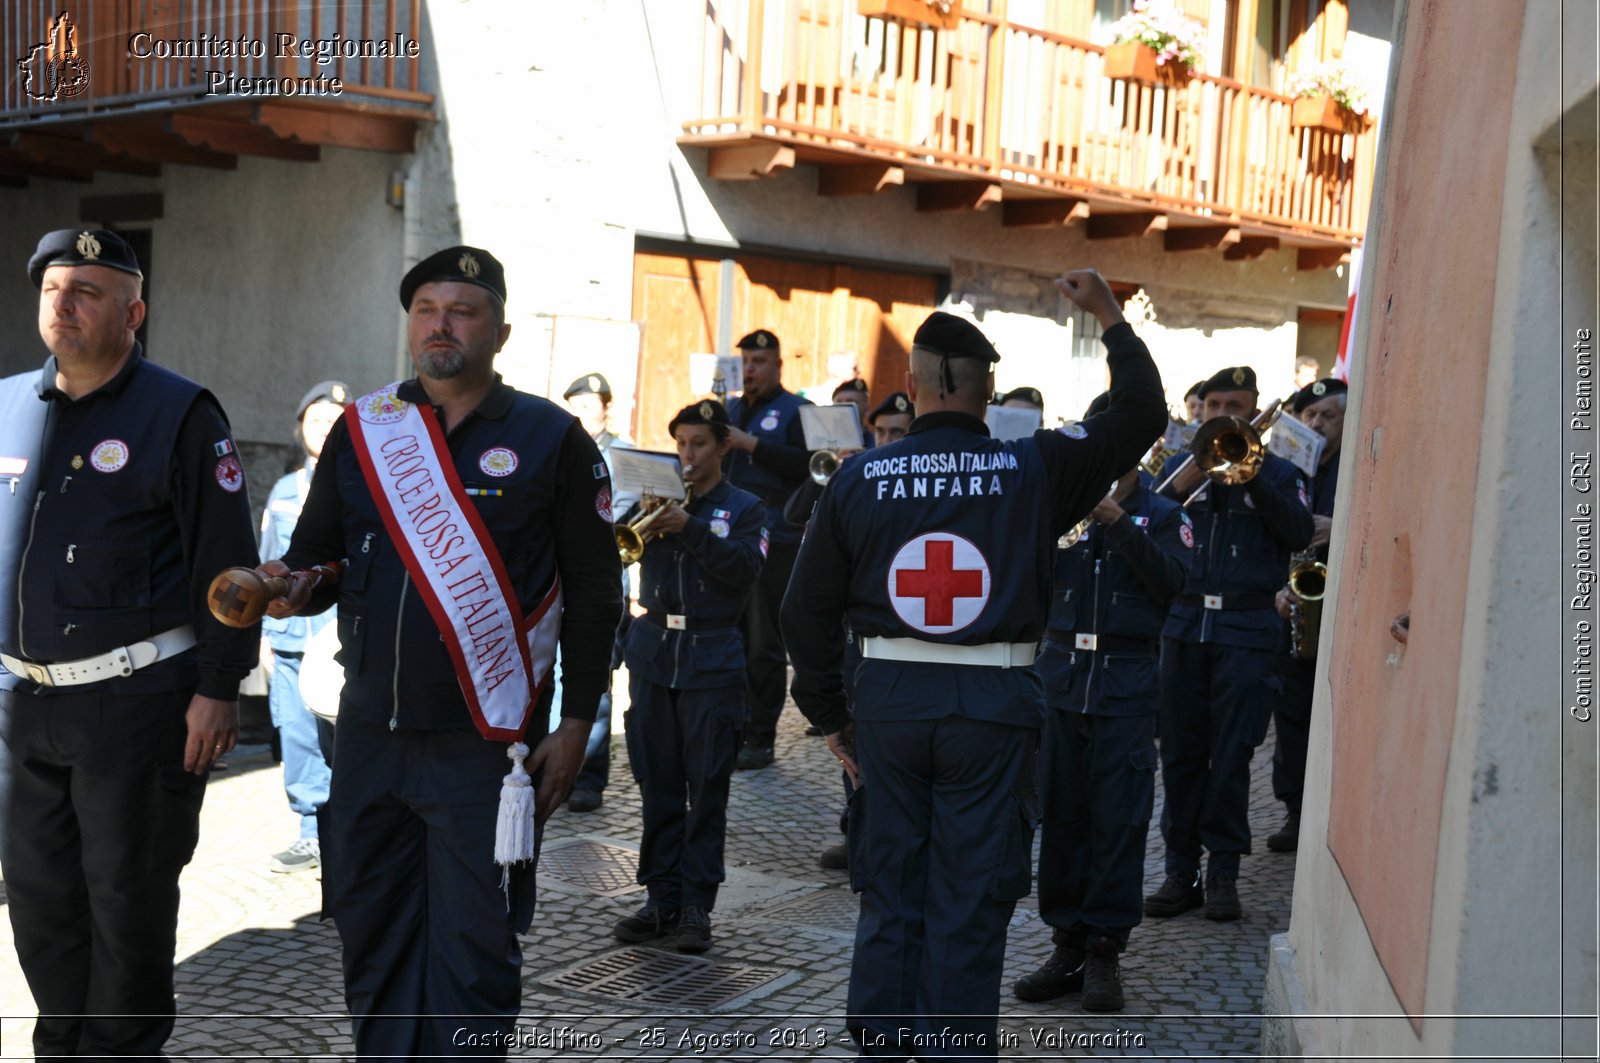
[682,1,1376,267]
[0,1,432,185]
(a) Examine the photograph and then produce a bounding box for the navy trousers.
[847,716,1036,1062]
[741,538,799,745]
[624,678,743,910]
[1271,654,1315,816]
[1037,711,1156,950]
[321,712,540,1061]
[0,687,204,1060]
[1156,638,1278,880]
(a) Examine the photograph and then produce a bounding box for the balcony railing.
[684,0,1375,246]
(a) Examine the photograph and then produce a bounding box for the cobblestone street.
[0,690,1297,1060]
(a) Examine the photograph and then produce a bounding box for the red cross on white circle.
[887,532,991,634]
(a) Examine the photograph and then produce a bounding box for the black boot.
[1266,810,1300,852]
[1081,936,1125,1012]
[1204,876,1242,921]
[1012,940,1085,1002]
[1143,871,1204,917]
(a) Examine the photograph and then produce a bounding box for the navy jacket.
[0,348,257,698]
[283,377,623,731]
[724,386,812,545]
[782,322,1168,735]
[622,479,766,691]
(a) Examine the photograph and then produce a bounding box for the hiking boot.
[818,843,849,870]
[270,837,320,874]
[1204,876,1242,921]
[1012,942,1085,1002]
[567,789,603,813]
[613,902,679,943]
[1143,871,1204,917]
[675,906,712,953]
[736,744,774,771]
[1266,811,1300,852]
[1081,936,1125,1012]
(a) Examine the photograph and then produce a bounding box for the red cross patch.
[887,532,991,634]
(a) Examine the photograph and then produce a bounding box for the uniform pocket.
[988,786,1041,901]
[1125,744,1157,826]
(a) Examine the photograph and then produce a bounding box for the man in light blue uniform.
[259,380,348,872]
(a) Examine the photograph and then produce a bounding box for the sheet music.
[987,405,1042,442]
[1267,414,1325,477]
[800,405,866,451]
[608,449,687,502]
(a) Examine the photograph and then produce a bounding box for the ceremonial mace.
[207,564,342,629]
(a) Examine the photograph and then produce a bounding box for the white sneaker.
[270,837,320,874]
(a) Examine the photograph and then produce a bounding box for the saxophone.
[1287,551,1327,660]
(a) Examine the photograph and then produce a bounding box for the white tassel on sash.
[494,742,537,867]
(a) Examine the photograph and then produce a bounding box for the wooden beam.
[91,124,237,171]
[9,133,159,177]
[707,143,795,180]
[254,103,419,153]
[1164,225,1242,252]
[1297,246,1349,271]
[817,164,905,196]
[1002,198,1089,227]
[916,181,1002,213]
[1223,235,1281,261]
[1086,212,1166,240]
[167,114,321,161]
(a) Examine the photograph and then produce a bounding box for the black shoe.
[1266,811,1300,852]
[818,843,849,870]
[1081,936,1125,1012]
[567,789,603,813]
[1143,871,1204,918]
[1012,942,1085,1002]
[613,902,679,943]
[675,906,712,953]
[736,744,774,771]
[1204,876,1242,921]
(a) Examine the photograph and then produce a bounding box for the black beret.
[29,229,142,287]
[669,398,732,436]
[1083,391,1111,418]
[868,391,915,423]
[999,386,1044,408]
[1184,379,1207,400]
[736,329,780,351]
[913,311,1001,363]
[832,378,869,396]
[1197,366,1258,398]
[1292,377,1348,413]
[399,246,506,311]
[296,380,352,419]
[563,372,612,400]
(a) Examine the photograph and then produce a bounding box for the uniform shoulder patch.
[1178,523,1195,549]
[215,455,244,493]
[1058,423,1088,440]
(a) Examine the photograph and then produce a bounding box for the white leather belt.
[860,636,1038,669]
[2,625,197,688]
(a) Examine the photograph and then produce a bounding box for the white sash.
[346,383,560,741]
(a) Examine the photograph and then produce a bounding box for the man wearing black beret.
[1145,364,1313,922]
[867,390,915,447]
[782,272,1167,1056]
[831,377,874,448]
[1265,376,1347,853]
[998,385,1045,411]
[259,245,622,1056]
[0,229,258,1057]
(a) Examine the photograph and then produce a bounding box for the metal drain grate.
[755,887,860,935]
[539,839,643,896]
[544,949,789,1011]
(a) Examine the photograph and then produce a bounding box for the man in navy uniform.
[724,329,812,770]
[611,399,765,953]
[782,270,1165,1059]
[868,391,915,448]
[832,377,875,448]
[0,228,257,1057]
[1266,376,1346,852]
[1145,366,1313,922]
[997,385,1045,412]
[261,246,622,1057]
[1012,392,1192,1012]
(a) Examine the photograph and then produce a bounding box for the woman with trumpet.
[612,399,766,955]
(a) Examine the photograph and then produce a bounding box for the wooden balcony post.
[980,0,1008,172]
[744,0,766,130]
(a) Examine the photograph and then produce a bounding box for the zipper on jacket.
[1203,509,1221,643]
[16,490,45,660]
[1082,557,1102,714]
[670,548,687,689]
[65,544,75,563]
[390,571,410,730]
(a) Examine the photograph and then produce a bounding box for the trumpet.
[1058,478,1122,549]
[1287,552,1327,660]
[1156,398,1288,506]
[809,449,841,485]
[615,472,694,564]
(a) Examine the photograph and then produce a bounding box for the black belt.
[642,610,736,633]
[1177,593,1277,611]
[1045,631,1158,654]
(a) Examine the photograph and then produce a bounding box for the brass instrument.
[1141,419,1190,476]
[809,449,841,485]
[615,472,694,564]
[1058,479,1122,549]
[1286,552,1328,659]
[1156,398,1288,506]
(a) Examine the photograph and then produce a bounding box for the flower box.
[857,0,961,31]
[1103,41,1190,87]
[1291,93,1368,134]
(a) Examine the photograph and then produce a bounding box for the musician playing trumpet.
[1266,376,1347,853]
[611,399,766,954]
